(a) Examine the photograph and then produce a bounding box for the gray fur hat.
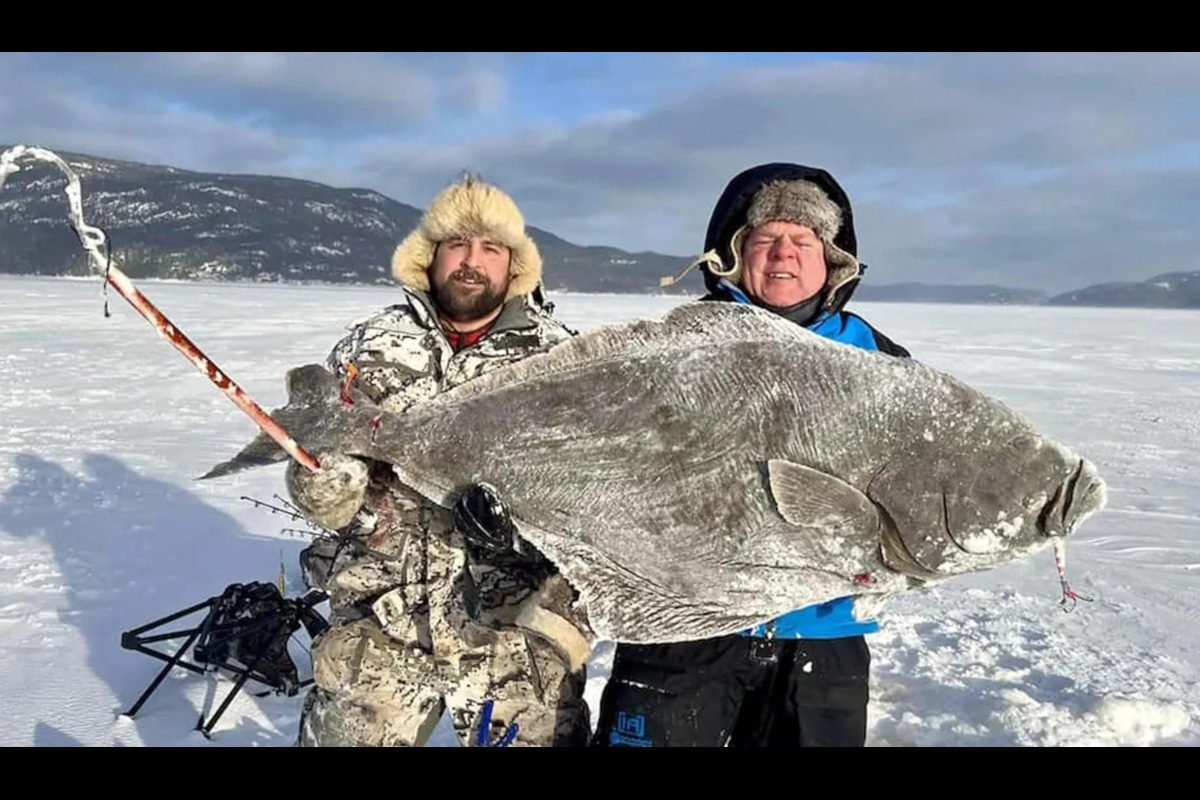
[740,179,859,283]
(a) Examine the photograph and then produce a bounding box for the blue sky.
[3,52,1199,291]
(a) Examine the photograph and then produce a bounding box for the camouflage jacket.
[309,287,578,660]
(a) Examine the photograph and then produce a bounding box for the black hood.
[700,162,864,313]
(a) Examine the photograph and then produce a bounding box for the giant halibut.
[205,301,1106,643]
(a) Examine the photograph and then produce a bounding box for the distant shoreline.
[4,273,1199,311]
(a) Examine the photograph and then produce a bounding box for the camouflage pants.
[295,473,590,747]
[297,617,589,747]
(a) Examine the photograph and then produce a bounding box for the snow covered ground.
[1,275,1196,746]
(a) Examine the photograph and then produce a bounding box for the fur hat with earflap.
[661,164,864,309]
[726,178,859,292]
[391,174,543,302]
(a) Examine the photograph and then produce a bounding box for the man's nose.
[462,239,486,268]
[769,238,798,260]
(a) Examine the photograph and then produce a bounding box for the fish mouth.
[1040,459,1106,537]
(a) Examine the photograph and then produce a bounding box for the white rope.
[659,248,727,288]
[1,145,111,274]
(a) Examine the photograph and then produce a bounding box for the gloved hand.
[285,451,369,531]
[454,482,518,556]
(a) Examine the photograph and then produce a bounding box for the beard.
[430,267,510,323]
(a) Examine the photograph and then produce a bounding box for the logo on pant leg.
[609,711,652,746]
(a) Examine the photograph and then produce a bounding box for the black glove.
[454,482,518,556]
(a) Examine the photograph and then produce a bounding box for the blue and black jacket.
[698,163,910,639]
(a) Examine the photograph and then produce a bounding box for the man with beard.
[286,174,590,747]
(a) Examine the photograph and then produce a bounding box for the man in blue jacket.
[591,162,911,747]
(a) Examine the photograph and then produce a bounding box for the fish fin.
[513,603,594,673]
[766,458,878,533]
[413,302,810,410]
[199,434,287,479]
[199,363,375,480]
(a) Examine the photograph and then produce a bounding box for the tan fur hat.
[390,174,542,301]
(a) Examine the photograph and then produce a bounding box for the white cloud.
[6,52,1200,290]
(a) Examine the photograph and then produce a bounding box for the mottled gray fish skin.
[206,302,1106,644]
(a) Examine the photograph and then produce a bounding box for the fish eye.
[1009,434,1041,450]
[1022,491,1048,511]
